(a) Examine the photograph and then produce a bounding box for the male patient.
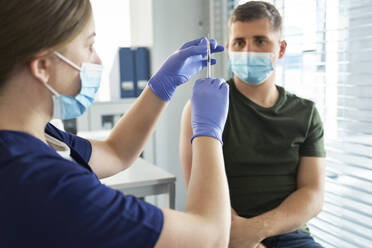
[179,1,326,248]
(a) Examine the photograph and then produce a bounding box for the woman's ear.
[29,52,53,85]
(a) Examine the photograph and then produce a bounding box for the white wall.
[90,0,131,101]
[129,0,153,47]
[151,0,209,210]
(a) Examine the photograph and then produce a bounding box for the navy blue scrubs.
[0,123,163,247]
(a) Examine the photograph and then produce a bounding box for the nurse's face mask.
[229,51,275,85]
[43,51,103,120]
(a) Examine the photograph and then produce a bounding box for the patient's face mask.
[229,51,274,85]
[43,52,103,120]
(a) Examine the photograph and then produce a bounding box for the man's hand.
[229,209,265,248]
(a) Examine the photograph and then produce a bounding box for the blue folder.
[119,48,136,98]
[134,47,150,96]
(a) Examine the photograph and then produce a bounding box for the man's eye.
[235,40,244,46]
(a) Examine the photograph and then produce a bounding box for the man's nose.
[243,40,253,52]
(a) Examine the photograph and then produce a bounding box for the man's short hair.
[229,1,282,36]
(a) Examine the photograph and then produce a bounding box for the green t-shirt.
[223,78,326,220]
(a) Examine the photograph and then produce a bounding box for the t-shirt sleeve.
[299,105,326,157]
[45,123,92,162]
[33,159,164,247]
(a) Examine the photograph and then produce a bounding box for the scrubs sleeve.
[37,160,164,247]
[45,123,92,162]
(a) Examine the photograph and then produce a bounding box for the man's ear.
[278,40,287,59]
[29,52,52,85]
[225,42,230,55]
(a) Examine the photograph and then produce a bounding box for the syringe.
[207,34,212,78]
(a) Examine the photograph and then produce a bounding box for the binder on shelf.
[109,47,151,100]
[134,47,150,96]
[119,48,136,98]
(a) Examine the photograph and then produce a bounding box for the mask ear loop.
[54,51,81,72]
[43,80,60,97]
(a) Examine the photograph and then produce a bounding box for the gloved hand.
[148,37,224,101]
[191,78,229,144]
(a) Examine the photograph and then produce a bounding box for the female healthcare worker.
[0,0,231,247]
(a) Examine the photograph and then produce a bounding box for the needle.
[207,33,212,78]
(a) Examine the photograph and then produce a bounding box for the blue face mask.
[43,52,103,120]
[229,51,274,85]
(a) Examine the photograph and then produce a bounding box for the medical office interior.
[53,0,371,247]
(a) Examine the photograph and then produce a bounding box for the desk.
[101,158,176,209]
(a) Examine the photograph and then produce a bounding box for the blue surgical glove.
[191,78,229,144]
[148,37,224,101]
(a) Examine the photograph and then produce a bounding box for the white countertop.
[100,158,176,189]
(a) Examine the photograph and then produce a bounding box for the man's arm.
[229,156,326,247]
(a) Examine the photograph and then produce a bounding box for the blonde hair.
[0,0,92,86]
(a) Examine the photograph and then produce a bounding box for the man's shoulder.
[226,78,234,84]
[281,86,314,104]
[280,86,316,111]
